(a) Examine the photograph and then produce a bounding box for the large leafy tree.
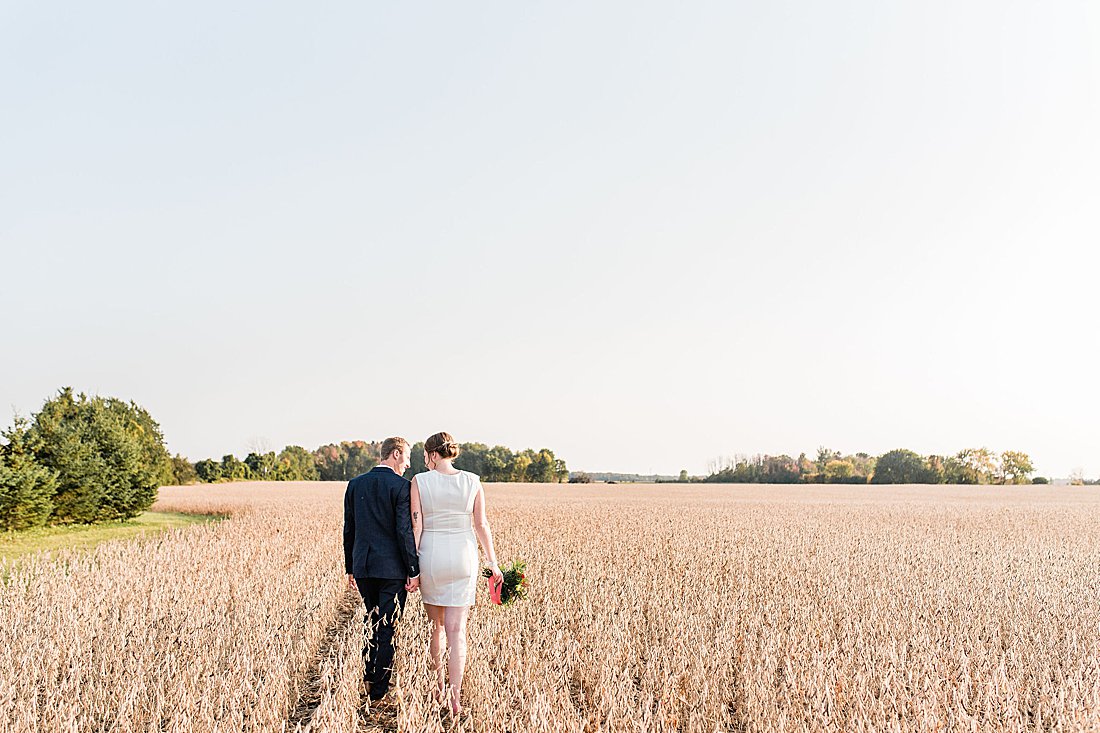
[0,417,59,530]
[194,459,222,483]
[455,443,490,476]
[525,449,560,483]
[313,443,346,480]
[219,454,250,481]
[314,441,380,480]
[871,449,936,484]
[944,448,997,484]
[849,453,877,482]
[511,450,534,482]
[29,388,164,522]
[815,447,841,473]
[924,455,946,484]
[824,459,855,483]
[482,445,514,482]
[762,455,801,483]
[244,451,278,480]
[344,441,379,478]
[275,445,319,480]
[999,451,1034,485]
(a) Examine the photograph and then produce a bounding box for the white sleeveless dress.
[417,469,481,607]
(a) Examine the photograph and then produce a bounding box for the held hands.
[349,572,418,593]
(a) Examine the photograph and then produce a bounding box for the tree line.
[2,388,1083,533]
[1,388,572,532]
[701,447,1044,485]
[186,440,569,484]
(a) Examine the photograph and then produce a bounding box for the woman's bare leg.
[443,606,470,714]
[423,604,446,701]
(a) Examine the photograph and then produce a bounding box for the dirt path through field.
[287,588,364,732]
[359,702,399,733]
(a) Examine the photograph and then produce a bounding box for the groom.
[343,436,420,702]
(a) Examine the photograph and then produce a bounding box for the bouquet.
[483,559,528,606]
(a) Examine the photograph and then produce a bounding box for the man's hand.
[347,574,357,591]
[405,576,420,593]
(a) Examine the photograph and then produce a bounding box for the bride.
[410,431,503,715]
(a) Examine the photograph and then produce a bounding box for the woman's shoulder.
[458,469,481,482]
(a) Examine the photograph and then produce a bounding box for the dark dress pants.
[355,577,408,699]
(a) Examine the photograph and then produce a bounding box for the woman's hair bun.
[425,432,461,460]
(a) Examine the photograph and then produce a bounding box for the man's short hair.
[380,437,410,461]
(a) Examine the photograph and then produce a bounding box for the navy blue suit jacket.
[343,466,420,580]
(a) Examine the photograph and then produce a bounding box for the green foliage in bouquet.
[483,559,529,606]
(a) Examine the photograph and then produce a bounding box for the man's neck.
[378,461,400,472]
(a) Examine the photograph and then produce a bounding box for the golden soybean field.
[2,482,1099,732]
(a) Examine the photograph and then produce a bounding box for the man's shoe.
[368,691,395,714]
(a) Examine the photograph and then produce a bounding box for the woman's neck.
[433,459,458,473]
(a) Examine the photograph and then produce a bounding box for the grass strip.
[0,511,225,563]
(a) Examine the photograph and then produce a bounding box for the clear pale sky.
[2,2,1097,478]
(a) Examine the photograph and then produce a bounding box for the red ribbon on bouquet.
[488,575,503,605]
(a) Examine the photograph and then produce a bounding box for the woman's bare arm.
[472,480,498,569]
[410,476,423,552]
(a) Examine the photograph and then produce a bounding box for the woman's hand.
[489,564,503,589]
